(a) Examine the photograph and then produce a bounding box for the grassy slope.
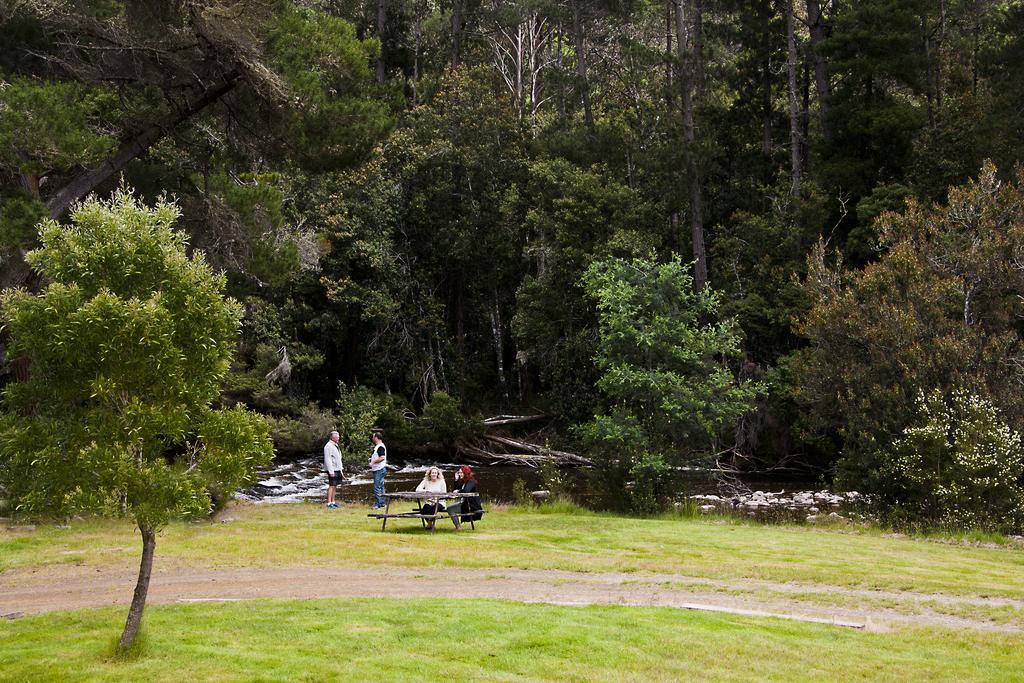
[1,599,1022,682]
[3,503,1023,598]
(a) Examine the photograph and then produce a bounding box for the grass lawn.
[3,502,1023,598]
[1,598,1022,682]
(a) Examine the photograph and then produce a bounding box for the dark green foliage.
[264,405,337,456]
[383,392,482,450]
[0,76,116,180]
[0,195,46,252]
[266,4,392,171]
[818,0,927,195]
[334,382,392,461]
[513,157,660,423]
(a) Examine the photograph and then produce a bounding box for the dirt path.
[3,563,1020,633]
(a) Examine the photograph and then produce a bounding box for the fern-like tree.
[0,189,273,652]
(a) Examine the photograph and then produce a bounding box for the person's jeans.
[446,501,463,528]
[372,468,387,508]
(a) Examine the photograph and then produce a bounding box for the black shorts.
[327,472,343,486]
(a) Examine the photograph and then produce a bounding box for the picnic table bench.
[368,491,484,532]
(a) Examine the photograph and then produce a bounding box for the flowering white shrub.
[885,389,1024,531]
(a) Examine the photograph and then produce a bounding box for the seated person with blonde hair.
[415,466,460,530]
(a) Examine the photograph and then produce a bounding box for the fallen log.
[454,436,591,467]
[481,414,549,427]
[481,435,592,466]
[455,441,538,468]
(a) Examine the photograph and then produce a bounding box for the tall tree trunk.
[665,0,674,101]
[413,0,424,105]
[761,0,772,156]
[47,72,239,219]
[802,53,811,168]
[491,296,508,401]
[376,0,388,84]
[937,0,945,110]
[570,1,594,129]
[804,0,832,142]
[971,0,979,97]
[693,0,705,97]
[515,23,524,123]
[455,275,465,356]
[451,0,464,69]
[923,15,936,127]
[556,22,566,120]
[783,0,802,195]
[118,523,156,653]
[674,0,707,292]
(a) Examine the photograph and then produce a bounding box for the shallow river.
[237,453,822,510]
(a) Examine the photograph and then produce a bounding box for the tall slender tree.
[674,0,706,291]
[783,0,802,194]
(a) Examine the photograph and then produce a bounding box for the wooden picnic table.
[367,491,483,532]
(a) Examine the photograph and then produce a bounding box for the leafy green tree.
[306,67,529,405]
[579,253,760,511]
[0,189,273,652]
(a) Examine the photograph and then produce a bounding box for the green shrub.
[383,391,481,449]
[795,164,1024,504]
[626,452,673,516]
[511,478,531,507]
[335,383,390,460]
[265,404,337,455]
[538,456,570,500]
[418,392,480,445]
[881,389,1024,533]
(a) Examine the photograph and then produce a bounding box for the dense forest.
[2,0,1024,528]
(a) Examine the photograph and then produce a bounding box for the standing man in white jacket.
[324,430,344,509]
